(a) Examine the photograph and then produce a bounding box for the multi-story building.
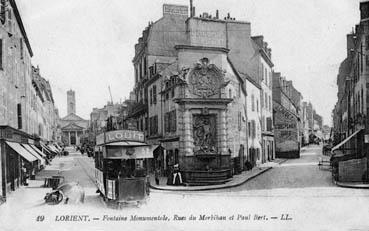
[128,3,276,184]
[332,1,369,157]
[90,101,128,134]
[0,0,59,202]
[272,72,302,158]
[252,36,275,163]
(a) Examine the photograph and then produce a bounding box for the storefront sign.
[96,130,145,145]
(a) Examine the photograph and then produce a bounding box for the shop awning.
[332,129,363,152]
[105,141,150,147]
[22,144,45,166]
[6,141,37,162]
[29,144,47,158]
[40,142,54,154]
[47,145,58,152]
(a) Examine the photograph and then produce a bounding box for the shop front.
[0,126,41,201]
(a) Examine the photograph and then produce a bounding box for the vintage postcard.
[0,0,368,230]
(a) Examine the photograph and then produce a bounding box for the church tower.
[67,89,76,115]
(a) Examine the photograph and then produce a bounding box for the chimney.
[216,10,219,19]
[192,6,196,17]
[227,13,230,19]
[360,1,369,21]
[190,0,193,17]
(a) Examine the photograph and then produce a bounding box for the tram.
[94,129,155,206]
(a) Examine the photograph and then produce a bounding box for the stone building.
[58,90,89,146]
[272,72,302,158]
[251,36,275,163]
[90,101,128,134]
[332,0,369,156]
[128,3,276,184]
[0,0,58,202]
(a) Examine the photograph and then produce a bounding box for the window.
[229,89,232,98]
[0,38,2,70]
[261,63,264,80]
[0,0,5,25]
[152,85,157,104]
[248,122,251,137]
[20,38,23,60]
[251,120,256,138]
[149,88,152,105]
[17,103,22,129]
[269,95,272,111]
[143,56,147,76]
[256,100,259,112]
[165,110,177,133]
[149,115,158,136]
[265,92,267,110]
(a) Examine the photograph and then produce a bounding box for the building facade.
[272,72,301,158]
[0,0,59,202]
[127,4,281,184]
[58,90,89,146]
[332,1,369,157]
[251,36,275,163]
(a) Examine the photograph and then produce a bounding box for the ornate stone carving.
[188,58,227,98]
[193,114,217,154]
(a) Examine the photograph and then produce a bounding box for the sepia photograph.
[0,0,368,230]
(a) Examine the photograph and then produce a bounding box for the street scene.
[0,0,369,230]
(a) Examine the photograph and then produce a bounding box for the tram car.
[94,129,156,206]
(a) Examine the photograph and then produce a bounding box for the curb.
[334,181,369,189]
[150,166,273,192]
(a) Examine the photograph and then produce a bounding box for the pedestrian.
[21,164,28,186]
[155,168,160,185]
[172,164,182,185]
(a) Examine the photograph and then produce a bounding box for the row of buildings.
[112,3,324,184]
[0,0,60,201]
[332,1,369,157]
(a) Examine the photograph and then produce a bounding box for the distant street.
[213,144,334,192]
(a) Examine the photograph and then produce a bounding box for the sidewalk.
[150,159,287,191]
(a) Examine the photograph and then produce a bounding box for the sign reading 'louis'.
[96,130,145,145]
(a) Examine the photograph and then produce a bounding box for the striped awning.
[332,129,363,152]
[6,141,37,162]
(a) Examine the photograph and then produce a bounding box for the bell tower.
[67,89,76,115]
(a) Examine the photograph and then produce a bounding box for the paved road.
[3,147,369,231]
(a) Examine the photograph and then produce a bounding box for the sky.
[15,0,361,125]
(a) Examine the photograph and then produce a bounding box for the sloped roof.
[61,113,87,121]
[61,122,85,131]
